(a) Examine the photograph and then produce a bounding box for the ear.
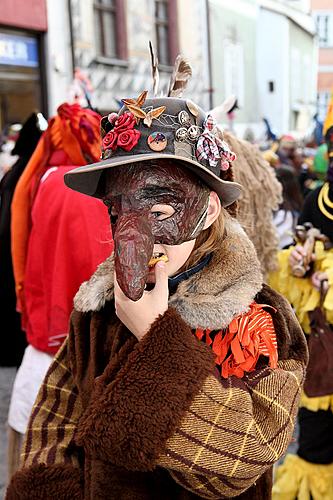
[203,191,221,230]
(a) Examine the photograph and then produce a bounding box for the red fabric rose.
[117,129,141,152]
[103,131,118,151]
[114,112,136,134]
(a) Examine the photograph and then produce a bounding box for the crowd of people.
[0,58,332,499]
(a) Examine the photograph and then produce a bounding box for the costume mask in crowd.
[103,160,210,300]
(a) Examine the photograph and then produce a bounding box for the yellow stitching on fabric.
[45,384,73,395]
[288,371,301,388]
[254,422,279,460]
[27,425,76,431]
[195,475,222,491]
[21,443,68,458]
[39,406,77,424]
[250,388,293,422]
[55,360,72,374]
[230,419,254,477]
[191,382,233,468]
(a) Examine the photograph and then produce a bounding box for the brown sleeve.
[75,307,216,471]
[158,357,305,498]
[155,287,308,498]
[6,341,83,499]
[256,283,308,363]
[6,464,83,500]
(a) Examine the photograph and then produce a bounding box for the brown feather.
[168,55,192,97]
[149,41,160,96]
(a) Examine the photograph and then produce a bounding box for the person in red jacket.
[7,103,113,478]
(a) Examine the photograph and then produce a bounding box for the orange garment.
[195,303,278,378]
[11,103,101,319]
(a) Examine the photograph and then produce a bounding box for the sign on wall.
[0,33,39,67]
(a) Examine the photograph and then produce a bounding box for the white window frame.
[314,12,333,48]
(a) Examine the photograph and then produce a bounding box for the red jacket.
[24,164,112,354]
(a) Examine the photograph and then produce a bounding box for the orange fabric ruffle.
[195,303,278,378]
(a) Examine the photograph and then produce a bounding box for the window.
[315,13,333,48]
[94,0,127,60]
[223,39,244,108]
[154,0,178,66]
[317,91,331,122]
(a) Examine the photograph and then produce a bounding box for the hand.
[114,261,169,341]
[289,245,315,271]
[311,271,329,293]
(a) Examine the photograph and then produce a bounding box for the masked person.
[6,93,307,500]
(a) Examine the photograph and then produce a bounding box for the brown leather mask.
[103,160,210,300]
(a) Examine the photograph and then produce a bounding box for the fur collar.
[74,218,263,330]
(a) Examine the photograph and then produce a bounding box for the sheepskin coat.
[6,219,308,500]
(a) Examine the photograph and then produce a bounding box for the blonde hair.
[180,208,227,272]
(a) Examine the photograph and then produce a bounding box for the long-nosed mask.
[103,160,210,300]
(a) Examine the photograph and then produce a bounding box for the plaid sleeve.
[158,359,305,498]
[20,339,82,468]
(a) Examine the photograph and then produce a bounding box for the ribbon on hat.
[195,114,236,170]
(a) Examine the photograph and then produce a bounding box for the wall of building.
[289,19,317,131]
[0,0,47,32]
[63,0,209,115]
[255,1,316,136]
[208,0,259,135]
[256,8,290,135]
[311,0,333,121]
[177,0,210,110]
[45,0,73,115]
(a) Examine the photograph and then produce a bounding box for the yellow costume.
[270,244,333,499]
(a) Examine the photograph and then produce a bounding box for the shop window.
[94,0,127,60]
[154,0,178,67]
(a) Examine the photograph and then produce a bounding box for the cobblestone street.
[0,368,16,500]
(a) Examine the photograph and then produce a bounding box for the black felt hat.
[64,95,242,207]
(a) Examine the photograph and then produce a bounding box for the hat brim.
[64,153,242,207]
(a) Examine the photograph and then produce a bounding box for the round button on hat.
[147,131,167,151]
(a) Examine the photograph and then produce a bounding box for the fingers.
[311,272,320,290]
[323,280,329,294]
[311,271,329,292]
[289,245,316,269]
[293,245,306,260]
[152,261,169,298]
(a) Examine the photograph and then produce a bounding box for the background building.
[311,0,333,121]
[63,0,210,115]
[257,0,317,137]
[0,0,321,140]
[207,0,259,135]
[208,0,317,138]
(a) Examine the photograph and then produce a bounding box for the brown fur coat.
[7,219,307,500]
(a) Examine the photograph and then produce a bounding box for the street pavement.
[0,367,16,500]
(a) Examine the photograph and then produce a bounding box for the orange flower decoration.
[195,303,278,379]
